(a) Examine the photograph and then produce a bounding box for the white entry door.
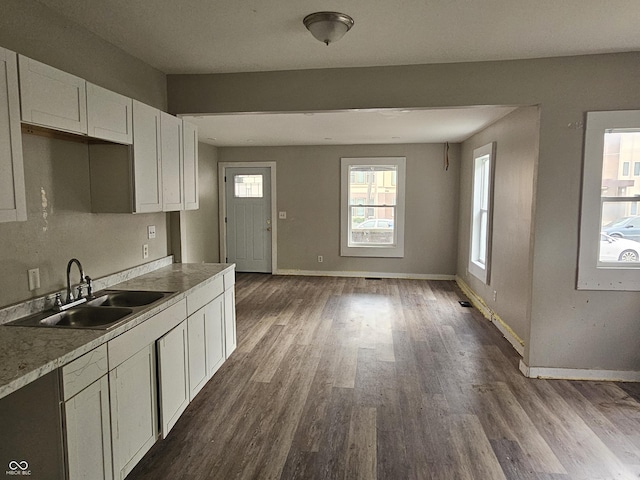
[225,167,272,272]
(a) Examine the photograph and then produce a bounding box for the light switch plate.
[279,211,287,219]
[147,225,156,239]
[28,268,40,291]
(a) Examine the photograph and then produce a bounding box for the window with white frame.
[234,174,263,198]
[469,143,495,283]
[340,157,406,258]
[578,110,640,290]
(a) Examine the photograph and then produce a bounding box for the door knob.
[267,227,272,231]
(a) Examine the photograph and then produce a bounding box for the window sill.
[341,245,404,258]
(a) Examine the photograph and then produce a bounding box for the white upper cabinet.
[183,120,199,210]
[89,105,192,214]
[14,53,196,214]
[0,47,26,223]
[89,101,163,213]
[18,55,87,135]
[87,83,133,145]
[160,112,183,212]
[132,100,163,213]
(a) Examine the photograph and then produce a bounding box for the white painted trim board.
[519,360,640,382]
[276,269,454,280]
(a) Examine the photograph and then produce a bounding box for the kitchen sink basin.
[4,290,175,330]
[87,290,166,308]
[5,306,133,330]
[38,306,133,328]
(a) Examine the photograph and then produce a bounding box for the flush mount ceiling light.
[303,11,354,46]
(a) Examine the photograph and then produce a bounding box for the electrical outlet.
[147,225,156,239]
[143,244,149,259]
[28,268,40,291]
[493,290,497,301]
[317,255,323,263]
[279,211,287,219]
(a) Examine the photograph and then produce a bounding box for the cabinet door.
[157,321,189,438]
[109,344,157,480]
[161,112,184,211]
[224,288,237,358]
[65,376,113,480]
[206,295,225,378]
[132,100,162,213]
[183,120,199,210]
[187,308,207,400]
[18,55,87,134]
[87,83,133,144]
[0,48,26,223]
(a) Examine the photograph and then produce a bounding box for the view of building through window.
[600,131,640,263]
[348,166,397,245]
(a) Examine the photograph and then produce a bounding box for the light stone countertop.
[0,263,234,400]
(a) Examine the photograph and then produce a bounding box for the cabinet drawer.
[62,344,108,400]
[223,269,235,290]
[108,299,186,369]
[187,276,223,316]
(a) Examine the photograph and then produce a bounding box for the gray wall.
[181,143,220,263]
[458,106,540,347]
[219,143,460,276]
[0,136,168,306]
[0,0,167,110]
[169,52,640,372]
[0,0,168,307]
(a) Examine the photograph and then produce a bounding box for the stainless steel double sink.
[5,290,175,330]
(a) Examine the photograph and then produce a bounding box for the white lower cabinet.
[62,345,112,480]
[157,321,189,437]
[65,376,113,480]
[224,287,237,358]
[56,270,235,480]
[109,344,158,480]
[205,295,226,379]
[187,292,226,400]
[187,307,208,400]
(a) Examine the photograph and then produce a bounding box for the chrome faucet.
[66,258,85,303]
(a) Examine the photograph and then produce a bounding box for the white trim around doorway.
[218,162,277,273]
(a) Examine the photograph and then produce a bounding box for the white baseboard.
[275,269,455,281]
[519,359,640,382]
[455,276,525,357]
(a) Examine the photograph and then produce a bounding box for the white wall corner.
[455,276,525,357]
[519,359,640,382]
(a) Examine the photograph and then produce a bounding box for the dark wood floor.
[128,274,640,480]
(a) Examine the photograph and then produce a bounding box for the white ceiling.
[36,0,640,146]
[37,0,640,75]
